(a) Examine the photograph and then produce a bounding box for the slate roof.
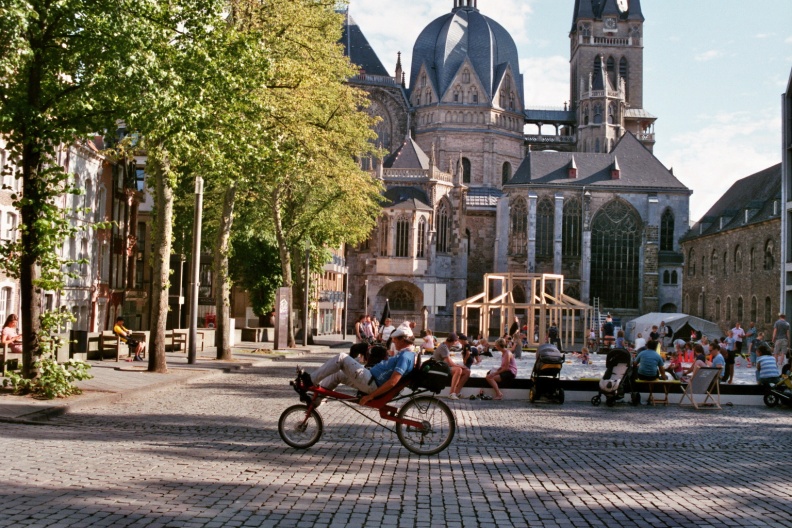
[507,132,689,191]
[409,5,522,101]
[383,187,433,211]
[341,13,389,77]
[624,108,656,119]
[383,137,430,170]
[681,163,782,241]
[466,187,503,208]
[571,0,643,30]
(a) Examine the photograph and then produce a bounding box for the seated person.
[464,341,481,368]
[580,347,590,365]
[682,344,708,378]
[434,333,470,400]
[666,350,684,380]
[755,344,781,386]
[1,314,23,354]
[420,329,437,355]
[633,340,665,381]
[301,325,416,406]
[709,342,726,374]
[113,316,146,361]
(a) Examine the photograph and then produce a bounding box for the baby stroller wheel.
[529,387,537,403]
[605,396,616,407]
[556,388,565,404]
[763,392,779,408]
[591,395,601,406]
[630,392,641,406]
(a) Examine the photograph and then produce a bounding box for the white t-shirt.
[634,337,646,350]
[731,327,745,342]
[380,325,396,341]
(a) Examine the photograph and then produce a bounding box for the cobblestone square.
[0,352,790,527]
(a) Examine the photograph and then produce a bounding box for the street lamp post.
[364,279,369,317]
[303,240,310,347]
[187,176,203,365]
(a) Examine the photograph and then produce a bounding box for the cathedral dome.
[409,0,523,102]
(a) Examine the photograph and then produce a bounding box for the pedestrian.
[744,322,758,366]
[722,330,736,384]
[731,321,745,360]
[354,315,365,343]
[772,313,790,368]
[433,333,470,400]
[548,321,562,352]
[602,314,615,348]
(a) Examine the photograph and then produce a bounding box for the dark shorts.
[126,338,139,348]
[725,352,735,365]
[636,372,658,381]
[499,371,516,383]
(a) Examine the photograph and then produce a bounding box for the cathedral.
[343,0,691,335]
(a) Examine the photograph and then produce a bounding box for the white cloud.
[663,110,781,222]
[694,49,722,62]
[754,33,774,39]
[785,35,792,44]
[521,56,570,107]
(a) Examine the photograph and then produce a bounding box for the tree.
[241,0,383,346]
[0,0,157,377]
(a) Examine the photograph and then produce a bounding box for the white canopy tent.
[624,312,723,343]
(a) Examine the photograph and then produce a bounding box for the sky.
[345,0,792,223]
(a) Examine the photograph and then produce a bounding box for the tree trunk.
[214,182,236,360]
[19,146,43,379]
[147,147,173,373]
[271,189,295,347]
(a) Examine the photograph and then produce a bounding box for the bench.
[241,327,270,342]
[2,342,23,376]
[169,331,204,353]
[100,332,147,361]
[634,378,682,405]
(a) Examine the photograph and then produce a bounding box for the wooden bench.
[2,342,23,376]
[169,330,204,353]
[99,332,147,361]
[634,378,682,405]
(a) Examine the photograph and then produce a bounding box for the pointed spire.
[627,0,645,21]
[568,156,578,179]
[572,0,595,29]
[394,51,403,84]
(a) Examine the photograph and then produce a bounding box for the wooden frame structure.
[453,273,594,350]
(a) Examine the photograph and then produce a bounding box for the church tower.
[570,0,656,152]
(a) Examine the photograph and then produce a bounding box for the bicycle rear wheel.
[278,405,323,449]
[395,396,456,455]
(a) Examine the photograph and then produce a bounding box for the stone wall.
[681,218,780,336]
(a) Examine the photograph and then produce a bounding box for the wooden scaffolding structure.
[453,273,594,350]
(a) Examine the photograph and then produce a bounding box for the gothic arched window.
[536,197,554,260]
[737,296,744,322]
[660,208,674,251]
[765,296,772,323]
[395,217,410,257]
[390,288,414,312]
[379,216,389,257]
[726,296,732,322]
[462,69,470,83]
[436,203,451,254]
[502,162,512,186]
[619,57,628,97]
[751,296,758,323]
[509,197,527,257]
[595,138,601,153]
[593,104,603,124]
[750,247,756,271]
[590,200,641,308]
[425,88,432,104]
[711,250,718,275]
[671,270,678,284]
[687,248,696,276]
[723,251,728,276]
[470,88,478,103]
[764,239,775,270]
[417,217,426,258]
[715,297,721,321]
[462,157,471,183]
[562,198,581,258]
[606,56,616,88]
[734,245,742,273]
[663,270,670,284]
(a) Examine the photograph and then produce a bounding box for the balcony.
[375,257,428,275]
[525,134,576,145]
[636,133,655,142]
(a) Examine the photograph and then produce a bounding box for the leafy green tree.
[0,0,152,377]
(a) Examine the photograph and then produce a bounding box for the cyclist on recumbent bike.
[295,324,416,406]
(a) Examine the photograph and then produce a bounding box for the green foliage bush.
[4,354,93,399]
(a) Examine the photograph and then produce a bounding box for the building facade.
[782,67,792,315]
[344,0,689,333]
[681,164,781,335]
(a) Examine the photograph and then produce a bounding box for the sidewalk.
[0,336,349,424]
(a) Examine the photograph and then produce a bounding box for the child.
[667,350,684,380]
[615,330,625,349]
[580,347,590,365]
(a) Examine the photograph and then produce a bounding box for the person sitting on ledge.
[755,344,781,386]
[633,339,665,381]
[299,324,416,406]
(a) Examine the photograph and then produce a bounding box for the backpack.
[411,359,451,393]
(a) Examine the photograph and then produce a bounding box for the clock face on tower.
[604,17,617,30]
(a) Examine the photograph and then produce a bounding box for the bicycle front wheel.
[278,405,323,449]
[395,396,456,455]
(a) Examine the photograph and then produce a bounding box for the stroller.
[529,344,565,403]
[591,348,636,407]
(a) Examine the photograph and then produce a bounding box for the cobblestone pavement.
[1,351,791,527]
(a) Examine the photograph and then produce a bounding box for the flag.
[380,299,391,326]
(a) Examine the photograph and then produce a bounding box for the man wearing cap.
[303,325,417,406]
[433,333,471,400]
